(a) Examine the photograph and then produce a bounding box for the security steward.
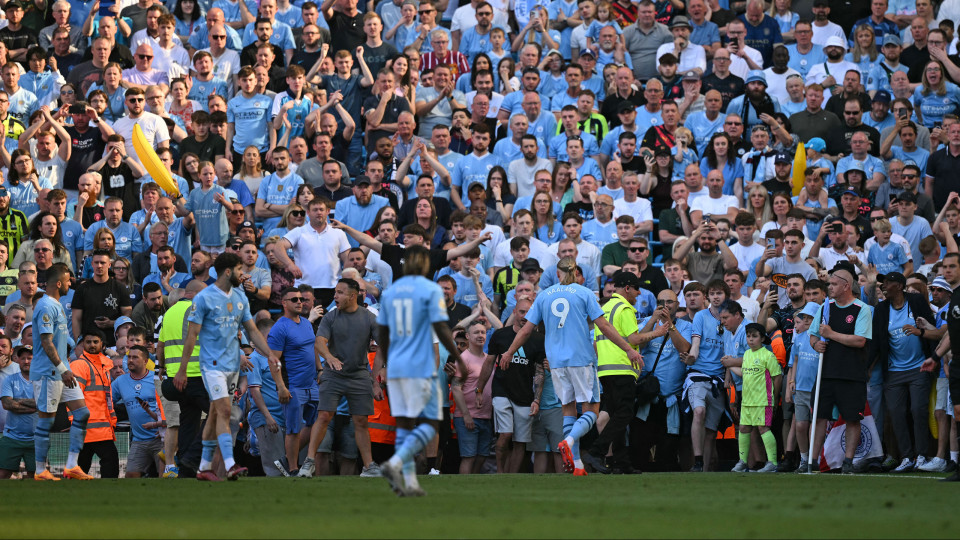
[581,271,656,474]
[158,280,208,478]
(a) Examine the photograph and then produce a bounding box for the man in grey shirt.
[623,0,673,81]
[756,228,817,308]
[298,277,382,478]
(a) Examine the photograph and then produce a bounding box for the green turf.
[1,473,955,538]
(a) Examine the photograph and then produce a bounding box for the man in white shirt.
[729,211,764,273]
[507,133,552,197]
[111,87,171,167]
[690,169,739,224]
[805,36,862,101]
[810,0,848,46]
[203,24,242,88]
[548,212,602,277]
[656,16,707,77]
[612,172,654,234]
[491,209,557,271]
[809,216,868,273]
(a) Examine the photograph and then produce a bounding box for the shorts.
[387,377,442,421]
[687,380,725,431]
[740,405,773,427]
[551,365,601,405]
[283,386,320,435]
[793,390,813,423]
[951,359,960,408]
[317,414,358,459]
[201,370,240,402]
[492,396,533,443]
[0,437,35,472]
[156,376,180,428]
[32,378,84,414]
[126,438,163,474]
[782,400,794,421]
[530,406,563,452]
[816,379,866,421]
[936,378,953,415]
[453,416,493,458]
[318,374,374,416]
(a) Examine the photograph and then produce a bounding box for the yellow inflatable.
[132,123,180,198]
[792,141,806,197]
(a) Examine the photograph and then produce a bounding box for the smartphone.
[69,103,85,115]
[889,194,897,202]
[831,222,844,233]
[934,121,943,130]
[657,299,666,308]
[99,0,115,17]
[767,238,776,249]
[899,109,909,119]
[704,214,712,223]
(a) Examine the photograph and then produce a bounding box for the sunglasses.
[285,296,305,303]
[34,247,51,253]
[230,209,245,215]
[137,54,153,60]
[290,210,306,217]
[717,322,724,336]
[230,244,242,250]
[628,246,647,252]
[210,35,227,39]
[127,97,144,103]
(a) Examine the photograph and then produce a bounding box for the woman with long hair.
[746,185,774,230]
[914,60,960,128]
[551,162,581,209]
[767,0,798,41]
[13,212,72,268]
[112,256,141,305]
[845,24,879,74]
[700,132,744,198]
[496,56,519,94]
[295,184,315,208]
[96,62,126,122]
[173,0,204,41]
[485,166,514,223]
[532,189,564,243]
[389,54,416,110]
[458,53,492,94]
[166,78,203,135]
[235,146,267,194]
[81,228,117,279]
[414,197,446,248]
[760,192,795,235]
[7,149,45,216]
[179,152,202,191]
[369,205,398,236]
[57,83,78,109]
[640,148,674,216]
[264,204,307,242]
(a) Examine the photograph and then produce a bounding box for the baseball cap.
[3,1,24,10]
[353,174,372,187]
[745,70,767,86]
[682,71,700,82]
[578,49,596,58]
[824,36,847,52]
[238,220,257,234]
[654,145,672,157]
[744,322,771,344]
[669,16,692,29]
[931,277,953,291]
[520,258,542,273]
[896,191,918,204]
[799,302,820,318]
[841,188,860,198]
[873,90,892,104]
[805,138,826,152]
[877,271,907,285]
[774,151,791,164]
[612,270,642,289]
[829,260,858,278]
[882,34,902,47]
[617,101,637,114]
[114,316,134,336]
[813,0,829,6]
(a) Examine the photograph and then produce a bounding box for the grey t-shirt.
[316,305,378,378]
[768,257,817,308]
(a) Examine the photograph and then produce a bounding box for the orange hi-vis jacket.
[367,352,395,445]
[70,352,117,443]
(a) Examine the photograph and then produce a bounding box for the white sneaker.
[731,460,749,472]
[916,456,929,469]
[297,458,315,478]
[893,457,915,473]
[919,456,948,472]
[754,461,778,473]
[360,462,383,477]
[428,468,440,475]
[381,460,405,496]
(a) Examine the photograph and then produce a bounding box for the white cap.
[824,36,847,52]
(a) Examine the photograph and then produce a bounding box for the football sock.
[397,424,435,464]
[568,411,597,442]
[388,428,410,468]
[952,451,958,463]
[35,416,54,470]
[738,432,750,463]
[217,433,235,469]
[562,415,575,444]
[761,431,777,464]
[68,406,90,455]
[403,459,418,487]
[800,452,809,466]
[200,440,216,471]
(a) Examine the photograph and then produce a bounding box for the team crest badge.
[227,303,234,312]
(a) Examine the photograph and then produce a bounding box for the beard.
[229,271,242,288]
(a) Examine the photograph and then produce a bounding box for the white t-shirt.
[729,241,764,273]
[508,157,553,198]
[810,22,847,47]
[690,194,739,217]
[735,294,760,323]
[283,223,351,289]
[612,197,654,224]
[493,235,556,268]
[35,154,67,190]
[112,112,171,167]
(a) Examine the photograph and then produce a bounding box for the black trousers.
[161,376,210,477]
[589,375,636,468]
[630,399,680,472]
[79,440,119,478]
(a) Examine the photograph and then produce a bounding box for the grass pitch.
[1,473,954,538]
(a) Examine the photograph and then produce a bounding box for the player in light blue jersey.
[378,245,466,496]
[31,263,94,481]
[226,66,272,161]
[176,252,281,481]
[499,257,642,475]
[111,345,163,478]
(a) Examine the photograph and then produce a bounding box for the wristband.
[56,362,68,374]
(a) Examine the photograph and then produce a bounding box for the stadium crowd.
[3,0,960,484]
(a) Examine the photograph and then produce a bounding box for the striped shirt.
[0,208,28,261]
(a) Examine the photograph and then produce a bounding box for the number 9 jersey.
[524,283,605,369]
[377,275,449,379]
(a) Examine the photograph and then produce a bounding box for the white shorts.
[33,378,84,414]
[936,378,953,415]
[201,370,240,402]
[156,375,180,428]
[387,377,442,421]
[551,365,601,405]
[492,396,533,443]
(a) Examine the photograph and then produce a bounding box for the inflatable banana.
[792,141,806,197]
[132,123,180,198]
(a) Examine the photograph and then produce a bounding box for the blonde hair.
[557,256,578,286]
[871,218,891,233]
[675,127,693,146]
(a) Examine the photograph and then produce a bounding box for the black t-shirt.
[486,325,545,404]
[65,61,104,99]
[638,265,669,295]
[563,201,594,221]
[701,73,744,111]
[761,178,793,197]
[362,93,411,153]
[379,243,449,281]
[600,90,645,128]
[0,26,37,54]
[821,299,870,381]
[73,277,132,346]
[99,162,139,220]
[291,48,324,72]
[361,42,399,80]
[65,126,105,191]
[53,51,85,75]
[179,134,226,164]
[446,302,472,329]
[327,11,365,59]
[240,43,286,70]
